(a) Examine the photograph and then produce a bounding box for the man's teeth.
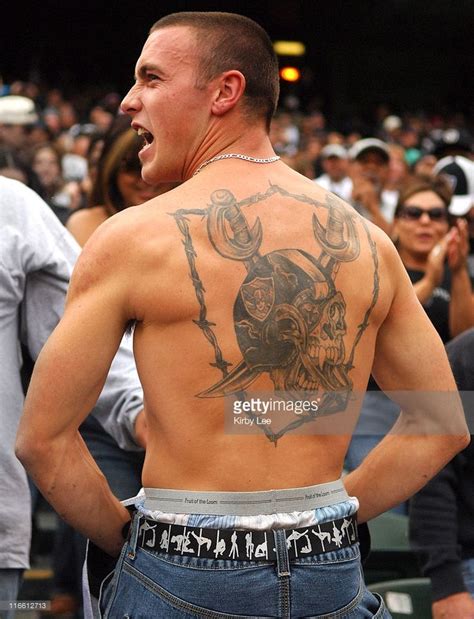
[137,128,153,144]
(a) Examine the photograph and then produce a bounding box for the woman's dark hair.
[394,176,453,219]
[88,114,142,213]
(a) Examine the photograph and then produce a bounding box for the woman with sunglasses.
[344,177,473,491]
[392,176,474,342]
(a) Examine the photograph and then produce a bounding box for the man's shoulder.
[75,199,174,272]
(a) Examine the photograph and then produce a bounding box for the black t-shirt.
[406,266,452,344]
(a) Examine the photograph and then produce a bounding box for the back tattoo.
[171,184,379,442]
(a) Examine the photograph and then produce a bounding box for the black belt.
[135,514,358,562]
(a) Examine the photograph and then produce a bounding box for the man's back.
[84,165,397,491]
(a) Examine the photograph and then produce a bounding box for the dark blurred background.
[2,0,473,125]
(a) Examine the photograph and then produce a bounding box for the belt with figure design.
[133,514,358,562]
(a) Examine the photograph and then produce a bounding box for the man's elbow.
[456,431,471,452]
[15,428,47,473]
[442,432,471,462]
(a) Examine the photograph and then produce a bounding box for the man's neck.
[187,122,273,180]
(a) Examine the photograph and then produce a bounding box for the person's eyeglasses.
[400,206,448,222]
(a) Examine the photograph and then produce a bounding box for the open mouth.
[137,127,154,146]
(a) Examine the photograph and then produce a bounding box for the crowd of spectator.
[0,78,473,233]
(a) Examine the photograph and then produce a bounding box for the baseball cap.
[0,95,38,125]
[432,128,473,157]
[433,155,474,216]
[320,144,348,159]
[383,115,402,132]
[348,138,390,163]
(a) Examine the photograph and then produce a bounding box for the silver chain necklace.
[192,153,280,177]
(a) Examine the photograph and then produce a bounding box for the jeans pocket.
[97,569,116,618]
[343,589,390,619]
[300,587,390,619]
[371,593,390,618]
[117,561,271,618]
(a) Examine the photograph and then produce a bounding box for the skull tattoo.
[198,190,360,402]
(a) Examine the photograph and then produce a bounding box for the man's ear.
[211,70,246,116]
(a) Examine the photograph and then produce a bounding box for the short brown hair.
[150,12,280,130]
[394,176,453,219]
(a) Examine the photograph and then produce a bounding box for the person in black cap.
[432,128,474,160]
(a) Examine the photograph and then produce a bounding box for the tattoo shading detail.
[170,185,379,441]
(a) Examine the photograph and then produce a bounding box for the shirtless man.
[16,12,469,618]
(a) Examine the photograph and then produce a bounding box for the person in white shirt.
[314,143,352,202]
[348,137,395,235]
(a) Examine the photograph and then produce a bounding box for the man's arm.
[19,187,144,451]
[344,239,470,522]
[16,220,135,556]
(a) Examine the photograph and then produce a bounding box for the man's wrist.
[121,505,135,540]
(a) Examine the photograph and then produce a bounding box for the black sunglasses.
[400,206,448,222]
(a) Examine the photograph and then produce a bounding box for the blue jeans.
[99,515,390,618]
